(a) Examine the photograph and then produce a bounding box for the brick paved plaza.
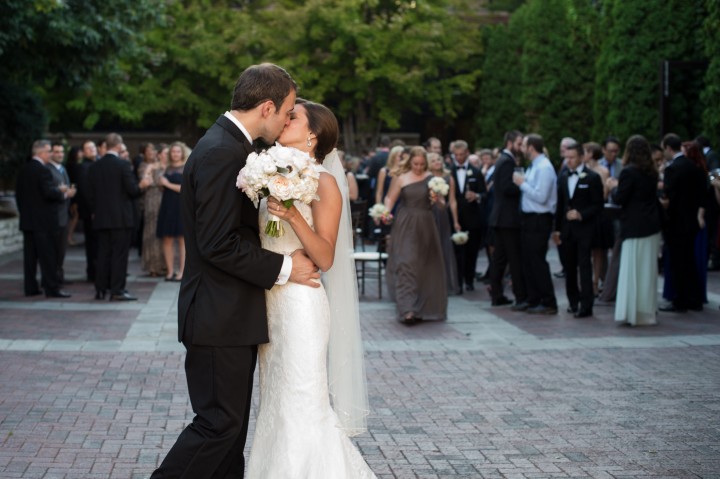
[1,244,719,478]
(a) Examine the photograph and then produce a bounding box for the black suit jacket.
[663,154,706,239]
[452,164,486,230]
[47,163,70,228]
[75,160,94,220]
[178,115,284,347]
[15,159,65,232]
[488,152,522,229]
[610,165,661,240]
[555,167,604,241]
[88,153,143,229]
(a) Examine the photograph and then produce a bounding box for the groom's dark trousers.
[151,115,284,478]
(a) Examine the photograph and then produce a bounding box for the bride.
[246,99,376,478]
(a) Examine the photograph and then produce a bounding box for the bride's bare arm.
[267,173,341,272]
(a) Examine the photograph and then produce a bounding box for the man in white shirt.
[513,134,558,314]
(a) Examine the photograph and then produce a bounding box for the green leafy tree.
[473,21,524,148]
[251,0,484,152]
[593,0,706,142]
[0,0,162,183]
[702,0,720,147]
[517,0,598,159]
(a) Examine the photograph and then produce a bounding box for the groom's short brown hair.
[231,63,297,112]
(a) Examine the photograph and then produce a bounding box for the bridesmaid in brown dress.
[384,146,448,324]
[429,152,461,295]
[137,143,166,276]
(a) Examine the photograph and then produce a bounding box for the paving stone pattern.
[1,245,719,478]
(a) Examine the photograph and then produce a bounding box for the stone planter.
[0,196,22,255]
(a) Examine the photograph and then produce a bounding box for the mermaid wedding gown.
[246,171,376,478]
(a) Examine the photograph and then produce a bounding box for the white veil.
[322,149,370,437]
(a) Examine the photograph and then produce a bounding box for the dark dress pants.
[521,213,557,307]
[23,231,59,294]
[454,227,482,288]
[489,227,527,303]
[668,231,702,309]
[82,216,98,282]
[53,226,68,283]
[95,228,132,295]
[564,233,594,312]
[152,317,258,479]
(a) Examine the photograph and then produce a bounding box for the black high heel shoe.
[95,290,106,300]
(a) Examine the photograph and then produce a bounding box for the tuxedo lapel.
[215,115,255,157]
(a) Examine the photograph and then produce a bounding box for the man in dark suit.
[151,64,319,479]
[75,140,99,282]
[659,133,706,312]
[47,142,76,284]
[15,140,72,298]
[553,143,604,317]
[488,130,527,307]
[88,133,151,301]
[365,135,391,193]
[451,139,486,292]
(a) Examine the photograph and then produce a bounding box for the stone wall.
[0,216,21,255]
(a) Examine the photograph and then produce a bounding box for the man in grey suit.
[47,142,76,284]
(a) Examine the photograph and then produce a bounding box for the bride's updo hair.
[297,98,339,162]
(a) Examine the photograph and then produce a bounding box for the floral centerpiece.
[236,145,320,237]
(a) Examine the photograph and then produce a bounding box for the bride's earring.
[307,137,312,148]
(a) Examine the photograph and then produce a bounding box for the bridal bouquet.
[236,145,320,237]
[428,176,450,196]
[451,231,469,245]
[368,203,393,225]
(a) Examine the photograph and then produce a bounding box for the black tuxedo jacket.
[75,160,94,220]
[663,154,706,239]
[47,163,70,228]
[488,152,522,229]
[15,159,65,232]
[452,163,486,230]
[555,167,604,241]
[610,165,661,240]
[88,153,143,229]
[178,115,284,347]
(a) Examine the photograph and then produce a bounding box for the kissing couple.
[151,64,376,478]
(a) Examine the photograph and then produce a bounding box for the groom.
[151,64,320,478]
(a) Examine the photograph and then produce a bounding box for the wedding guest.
[450,140,486,292]
[608,135,662,326]
[366,135,391,195]
[375,146,404,206]
[89,133,151,300]
[599,136,623,179]
[137,146,166,277]
[696,135,720,271]
[65,146,82,246]
[584,142,612,295]
[661,141,710,309]
[429,152,460,295]
[16,140,71,298]
[425,137,442,155]
[478,148,495,280]
[658,134,706,312]
[553,143,604,318]
[339,150,359,201]
[488,130,527,307]
[134,143,157,255]
[385,146,447,324]
[48,142,76,284]
[554,137,578,280]
[513,134,558,314]
[76,140,99,282]
[157,142,187,281]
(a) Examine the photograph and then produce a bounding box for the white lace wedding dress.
[246,182,376,478]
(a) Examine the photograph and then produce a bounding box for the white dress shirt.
[567,164,585,199]
[520,154,557,214]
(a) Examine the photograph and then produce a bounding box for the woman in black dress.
[156,142,186,281]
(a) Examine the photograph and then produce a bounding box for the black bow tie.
[569,170,578,176]
[457,165,466,170]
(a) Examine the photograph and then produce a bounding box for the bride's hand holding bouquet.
[236,145,320,237]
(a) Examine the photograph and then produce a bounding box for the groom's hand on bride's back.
[289,249,321,287]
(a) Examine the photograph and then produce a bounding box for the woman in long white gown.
[246,99,376,478]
